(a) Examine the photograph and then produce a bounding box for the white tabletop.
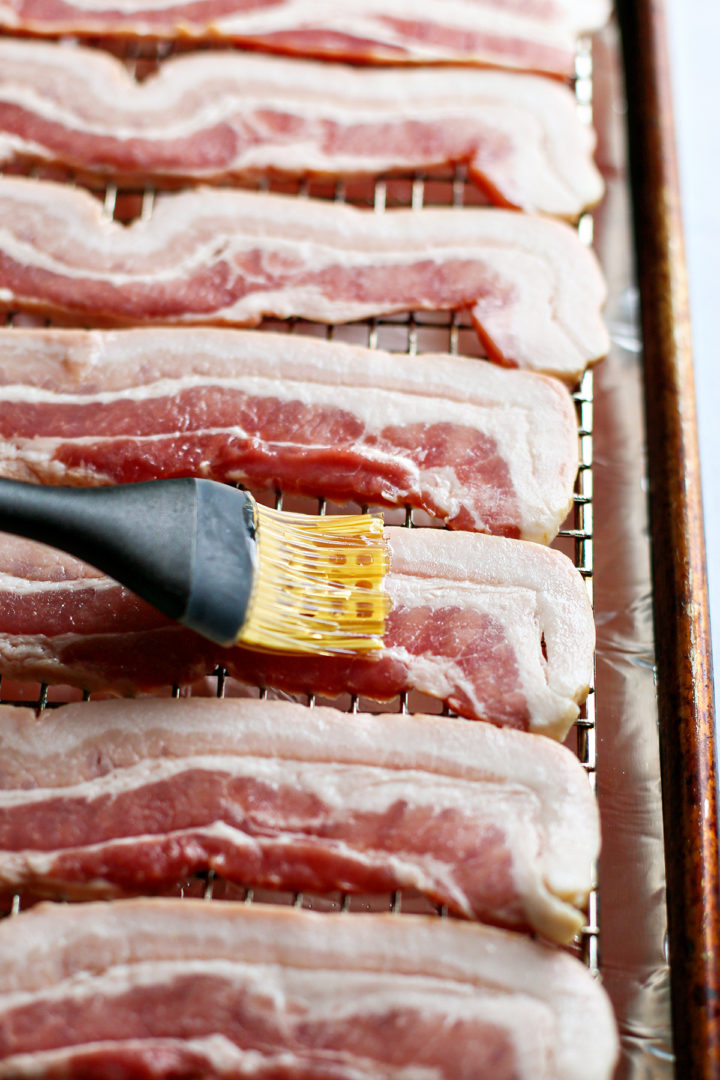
[665,1,720,680]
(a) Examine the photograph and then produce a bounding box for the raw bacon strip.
[0,899,619,1080]
[0,40,603,219]
[0,527,594,739]
[0,327,579,542]
[0,177,608,381]
[0,696,599,942]
[0,0,612,77]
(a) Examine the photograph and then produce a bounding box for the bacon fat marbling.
[0,899,619,1080]
[0,177,608,381]
[0,327,579,542]
[0,527,594,739]
[0,696,599,941]
[0,40,602,218]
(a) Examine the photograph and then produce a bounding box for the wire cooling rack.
[0,36,599,971]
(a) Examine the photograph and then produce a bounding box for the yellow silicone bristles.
[238,504,390,655]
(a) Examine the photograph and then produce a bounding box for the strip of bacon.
[0,527,594,739]
[0,40,603,219]
[0,696,599,942]
[0,177,608,382]
[0,899,619,1080]
[0,327,579,542]
[0,0,612,77]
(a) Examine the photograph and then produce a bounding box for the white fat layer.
[15,0,608,41]
[0,373,543,415]
[0,223,544,276]
[0,952,548,1008]
[0,75,585,132]
[0,573,114,595]
[0,184,599,259]
[0,752,534,810]
[0,954,555,1043]
[0,44,589,103]
[0,90,549,134]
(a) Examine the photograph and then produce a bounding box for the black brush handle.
[0,478,257,645]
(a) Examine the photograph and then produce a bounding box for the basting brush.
[0,477,389,653]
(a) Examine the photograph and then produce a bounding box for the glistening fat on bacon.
[0,177,608,382]
[0,328,579,543]
[0,900,620,1080]
[0,697,599,943]
[0,527,594,739]
[0,0,612,78]
[0,40,603,219]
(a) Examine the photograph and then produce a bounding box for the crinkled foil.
[593,19,674,1079]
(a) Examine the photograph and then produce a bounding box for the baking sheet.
[592,18,672,1076]
[0,12,679,1078]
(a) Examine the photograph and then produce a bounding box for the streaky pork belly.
[0,0,612,77]
[0,527,594,739]
[0,40,603,219]
[0,327,579,543]
[0,176,608,382]
[0,899,619,1080]
[0,696,599,942]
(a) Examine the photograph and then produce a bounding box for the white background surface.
[664,2,720,682]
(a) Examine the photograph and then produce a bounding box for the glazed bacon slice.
[0,696,599,942]
[0,899,619,1080]
[0,40,603,219]
[0,0,612,77]
[0,527,594,739]
[0,177,608,381]
[0,328,579,542]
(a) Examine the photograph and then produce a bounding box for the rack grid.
[0,34,599,975]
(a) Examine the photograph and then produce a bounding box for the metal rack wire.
[0,37,598,971]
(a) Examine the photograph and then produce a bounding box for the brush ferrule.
[183,484,257,646]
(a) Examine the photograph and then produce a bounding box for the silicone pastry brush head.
[241,503,389,654]
[0,477,390,654]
